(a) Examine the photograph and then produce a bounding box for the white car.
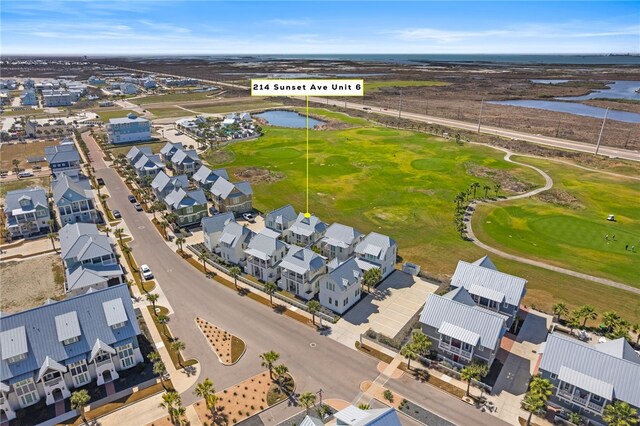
[140,264,153,280]
[242,213,255,223]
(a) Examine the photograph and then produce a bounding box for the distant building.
[119,83,138,95]
[87,76,106,85]
[42,90,72,107]
[107,113,151,144]
[0,285,143,421]
[20,89,37,106]
[3,188,50,239]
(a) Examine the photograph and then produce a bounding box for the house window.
[42,371,59,383]
[112,321,126,330]
[550,373,557,380]
[186,206,193,214]
[117,343,135,369]
[328,297,332,304]
[462,343,472,352]
[7,353,26,364]
[63,336,79,345]
[334,300,338,307]
[14,378,39,406]
[592,395,601,402]
[69,360,90,387]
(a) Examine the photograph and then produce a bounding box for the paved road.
[84,134,507,425]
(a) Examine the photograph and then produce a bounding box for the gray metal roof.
[558,366,614,401]
[245,231,287,260]
[451,260,526,307]
[265,204,297,228]
[201,212,235,235]
[334,405,401,426]
[171,148,200,165]
[219,221,253,248]
[420,293,506,351]
[152,171,188,193]
[322,223,362,249]
[289,213,327,237]
[468,284,505,304]
[235,181,253,196]
[442,287,476,305]
[159,141,183,155]
[439,322,480,346]
[325,257,361,290]
[45,142,80,165]
[0,284,139,382]
[52,173,93,204]
[472,255,497,270]
[354,232,395,260]
[37,356,67,382]
[596,339,640,364]
[134,154,164,171]
[211,177,236,199]
[279,246,326,275]
[539,333,640,407]
[65,263,123,292]
[164,188,207,209]
[192,165,229,185]
[102,298,127,327]
[4,188,48,215]
[0,326,28,360]
[300,416,324,426]
[125,146,153,164]
[54,311,81,342]
[58,223,114,262]
[108,115,149,124]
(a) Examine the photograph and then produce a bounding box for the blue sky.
[1,1,639,55]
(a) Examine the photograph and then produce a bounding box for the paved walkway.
[465,148,640,295]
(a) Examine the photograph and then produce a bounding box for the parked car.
[140,264,153,280]
[97,177,105,185]
[134,203,143,211]
[209,206,219,215]
[113,210,121,218]
[18,171,34,178]
[128,195,137,203]
[175,131,183,135]
[242,213,255,223]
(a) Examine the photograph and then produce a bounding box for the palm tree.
[70,389,90,424]
[198,250,209,274]
[159,391,182,425]
[47,218,55,232]
[147,293,159,310]
[494,182,502,198]
[460,362,488,396]
[194,377,217,414]
[602,311,621,333]
[274,364,289,387]
[603,400,639,426]
[148,351,161,363]
[260,350,280,379]
[567,315,581,335]
[307,300,321,326]
[363,267,382,293]
[160,220,169,240]
[228,266,241,290]
[483,184,491,198]
[103,226,111,237]
[152,201,165,220]
[470,181,480,198]
[153,360,168,390]
[12,159,20,174]
[175,237,185,253]
[157,314,170,337]
[299,392,316,413]
[522,376,553,426]
[170,339,186,367]
[47,232,57,251]
[264,281,277,305]
[121,245,133,266]
[411,330,432,356]
[632,323,640,346]
[400,343,418,370]
[575,305,598,327]
[114,227,125,245]
[552,302,569,323]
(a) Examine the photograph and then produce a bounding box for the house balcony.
[439,341,472,360]
[557,389,605,415]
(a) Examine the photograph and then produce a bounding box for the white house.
[3,188,50,239]
[265,204,297,234]
[52,173,98,225]
[107,114,151,144]
[354,232,397,279]
[201,212,235,253]
[278,246,327,300]
[320,223,363,261]
[284,213,327,247]
[244,231,288,282]
[319,257,362,314]
[218,221,254,266]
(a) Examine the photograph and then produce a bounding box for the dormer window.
[19,197,31,207]
[63,336,79,345]
[7,353,27,364]
[111,321,126,330]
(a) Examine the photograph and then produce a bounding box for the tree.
[552,303,569,323]
[575,305,598,327]
[47,232,57,251]
[633,323,640,345]
[299,392,316,413]
[170,339,186,367]
[494,182,502,198]
[460,362,488,396]
[159,391,182,425]
[157,314,170,337]
[175,237,185,253]
[198,250,209,274]
[470,181,480,198]
[602,311,621,333]
[194,377,217,414]
[12,159,20,173]
[114,227,125,244]
[47,218,55,232]
[483,184,491,198]
[363,267,382,292]
[260,350,280,379]
[147,293,159,310]
[274,364,289,387]
[568,411,583,425]
[103,226,111,237]
[357,403,371,410]
[160,220,169,240]
[148,351,161,363]
[264,281,277,306]
[411,330,432,356]
[401,343,418,370]
[70,389,90,424]
[522,376,553,426]
[152,201,165,220]
[229,266,241,290]
[153,360,168,390]
[567,315,581,335]
[121,245,133,266]
[308,300,321,326]
[603,400,639,426]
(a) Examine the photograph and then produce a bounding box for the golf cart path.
[465,146,640,295]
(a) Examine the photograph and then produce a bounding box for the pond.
[487,100,640,123]
[558,80,640,101]
[531,79,571,85]
[255,110,326,128]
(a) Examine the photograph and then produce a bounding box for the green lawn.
[134,92,216,105]
[293,107,371,127]
[94,109,140,122]
[189,99,281,114]
[473,156,640,286]
[365,80,450,92]
[146,107,194,119]
[0,108,44,116]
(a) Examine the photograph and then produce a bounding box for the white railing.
[439,342,472,359]
[44,376,63,387]
[587,401,604,413]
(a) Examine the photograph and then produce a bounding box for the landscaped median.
[195,317,246,365]
[117,237,156,293]
[147,306,197,370]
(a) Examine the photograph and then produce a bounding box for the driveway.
[330,271,438,346]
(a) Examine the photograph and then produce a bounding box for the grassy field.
[365,80,450,92]
[0,176,50,198]
[0,139,60,171]
[292,107,372,127]
[189,99,281,114]
[134,92,216,105]
[146,107,194,119]
[0,108,44,116]
[108,141,167,157]
[94,109,140,122]
[473,156,640,286]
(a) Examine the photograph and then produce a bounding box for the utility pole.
[555,120,561,138]
[477,98,484,133]
[595,107,610,155]
[398,88,403,119]
[624,129,631,148]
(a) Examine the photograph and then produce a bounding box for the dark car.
[134,203,143,211]
[97,177,105,185]
[113,210,121,218]
[128,195,136,203]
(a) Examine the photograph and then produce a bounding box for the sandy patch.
[195,317,245,365]
[234,167,284,185]
[0,254,65,313]
[535,189,584,209]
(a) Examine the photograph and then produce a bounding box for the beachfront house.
[0,285,143,421]
[278,246,327,301]
[244,231,287,282]
[159,142,184,163]
[3,188,51,239]
[210,177,253,214]
[450,256,527,327]
[318,257,362,314]
[125,146,153,166]
[320,223,363,261]
[133,154,165,180]
[169,149,201,176]
[537,333,640,423]
[419,287,508,368]
[284,213,327,247]
[354,232,397,280]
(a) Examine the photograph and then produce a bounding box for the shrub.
[365,329,378,339]
[383,389,394,402]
